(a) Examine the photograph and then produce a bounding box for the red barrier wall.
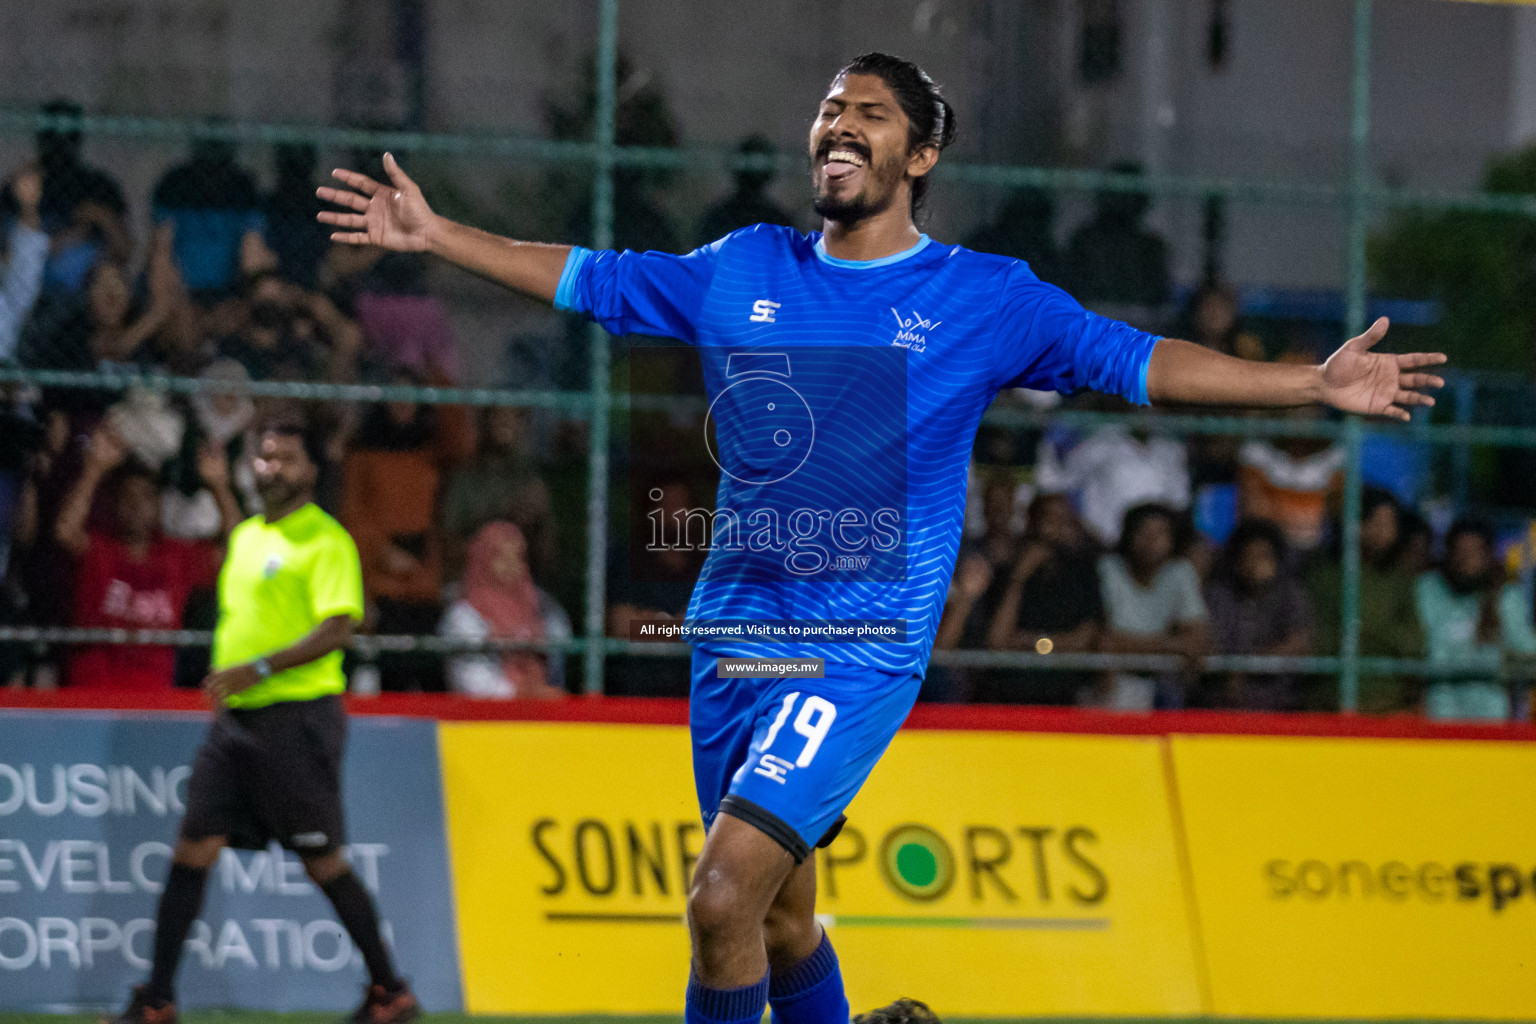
[2,689,1533,740]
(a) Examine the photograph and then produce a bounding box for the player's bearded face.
[811,136,908,223]
[809,75,915,224]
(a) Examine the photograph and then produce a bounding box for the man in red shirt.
[54,425,239,689]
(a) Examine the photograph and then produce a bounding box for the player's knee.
[173,835,226,869]
[687,870,754,944]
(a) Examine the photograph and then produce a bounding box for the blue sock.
[769,931,849,1024]
[686,972,769,1024]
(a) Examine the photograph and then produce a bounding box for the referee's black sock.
[321,870,401,990]
[147,863,209,1002]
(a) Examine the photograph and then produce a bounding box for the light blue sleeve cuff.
[553,246,593,312]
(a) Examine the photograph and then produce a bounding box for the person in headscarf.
[439,521,570,698]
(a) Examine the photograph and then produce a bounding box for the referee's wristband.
[252,658,274,680]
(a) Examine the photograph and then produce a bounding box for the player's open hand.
[317,152,435,252]
[1320,317,1446,422]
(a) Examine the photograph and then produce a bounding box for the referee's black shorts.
[181,694,348,856]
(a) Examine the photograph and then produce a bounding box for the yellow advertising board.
[1172,735,1536,1019]
[440,722,699,1014]
[440,722,1204,1016]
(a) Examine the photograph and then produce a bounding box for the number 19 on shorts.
[753,692,837,784]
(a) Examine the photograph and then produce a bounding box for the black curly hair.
[853,998,943,1024]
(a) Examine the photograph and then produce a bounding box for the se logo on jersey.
[750,299,781,323]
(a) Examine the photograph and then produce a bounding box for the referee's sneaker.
[108,422,420,1024]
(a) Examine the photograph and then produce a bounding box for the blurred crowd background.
[3,0,1536,718]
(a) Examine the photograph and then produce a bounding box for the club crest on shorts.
[263,555,284,579]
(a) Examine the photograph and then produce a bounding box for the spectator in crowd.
[87,259,180,370]
[933,472,1027,699]
[697,135,795,245]
[605,479,703,697]
[1203,518,1313,710]
[22,230,182,381]
[1,166,48,363]
[162,359,260,540]
[0,394,45,686]
[963,187,1061,284]
[53,426,236,689]
[340,377,471,691]
[440,404,553,580]
[1171,281,1263,522]
[1035,421,1190,546]
[218,270,362,383]
[930,549,993,702]
[1415,518,1536,721]
[964,471,1024,574]
[439,521,570,698]
[1174,280,1264,361]
[263,143,329,290]
[1173,282,1259,519]
[1236,431,1344,552]
[162,360,262,688]
[1399,508,1435,577]
[0,397,43,572]
[7,409,77,679]
[32,99,131,295]
[350,253,462,383]
[961,424,1035,537]
[1096,502,1210,710]
[1062,162,1170,324]
[1307,488,1425,713]
[100,387,188,491]
[980,493,1104,705]
[142,280,209,377]
[151,131,270,301]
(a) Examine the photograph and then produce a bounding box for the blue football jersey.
[558,225,1160,675]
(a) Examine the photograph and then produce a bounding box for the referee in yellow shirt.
[109,421,419,1024]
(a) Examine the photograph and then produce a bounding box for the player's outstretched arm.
[317,152,570,304]
[1145,317,1446,422]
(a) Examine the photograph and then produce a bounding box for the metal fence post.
[1340,416,1364,711]
[1339,0,1373,711]
[582,0,620,694]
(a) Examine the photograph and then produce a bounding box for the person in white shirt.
[1096,502,1210,710]
[1036,424,1189,546]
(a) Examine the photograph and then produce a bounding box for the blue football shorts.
[690,649,923,862]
